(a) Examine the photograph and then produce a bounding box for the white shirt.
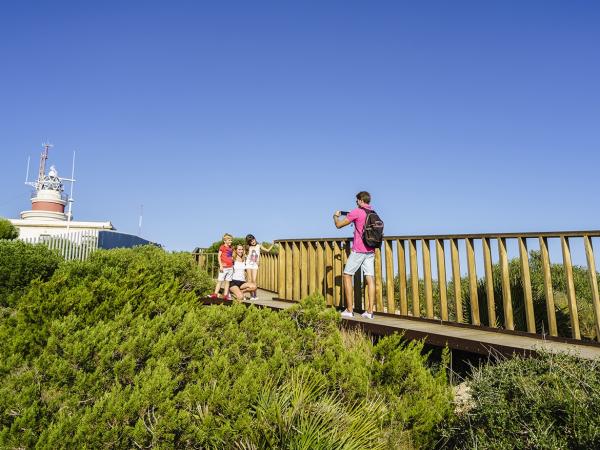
[246,245,260,266]
[232,260,246,281]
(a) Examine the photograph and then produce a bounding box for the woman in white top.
[229,245,257,300]
[245,234,274,298]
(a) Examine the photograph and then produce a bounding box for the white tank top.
[232,260,246,281]
[246,245,260,265]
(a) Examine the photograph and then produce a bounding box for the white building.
[10,144,115,240]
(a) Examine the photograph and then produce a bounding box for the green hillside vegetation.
[0,240,62,308]
[440,351,600,449]
[3,242,600,448]
[0,244,451,449]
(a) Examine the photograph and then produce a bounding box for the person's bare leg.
[241,282,257,295]
[249,269,258,297]
[343,274,354,312]
[229,286,243,300]
[222,280,230,297]
[365,276,375,314]
[249,269,258,284]
[213,281,221,295]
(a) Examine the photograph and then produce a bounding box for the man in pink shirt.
[333,191,375,319]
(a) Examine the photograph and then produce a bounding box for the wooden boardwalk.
[234,290,600,360]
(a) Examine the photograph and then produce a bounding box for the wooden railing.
[193,252,219,279]
[274,232,600,342]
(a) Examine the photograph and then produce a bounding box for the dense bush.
[0,245,214,362]
[440,351,600,449]
[0,247,452,449]
[0,240,62,307]
[0,218,19,240]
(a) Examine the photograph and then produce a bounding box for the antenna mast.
[138,204,143,236]
[38,142,53,188]
[66,151,76,232]
[25,156,31,183]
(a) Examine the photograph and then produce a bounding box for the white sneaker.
[340,310,354,318]
[361,311,374,320]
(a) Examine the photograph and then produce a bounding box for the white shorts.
[217,268,233,282]
[343,251,375,277]
[246,263,259,270]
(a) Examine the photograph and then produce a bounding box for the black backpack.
[360,207,384,248]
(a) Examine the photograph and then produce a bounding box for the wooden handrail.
[275,230,600,243]
[196,231,600,343]
[266,231,600,343]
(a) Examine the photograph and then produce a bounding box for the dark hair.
[356,191,371,204]
[245,234,256,245]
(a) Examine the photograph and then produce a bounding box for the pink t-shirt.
[347,206,375,253]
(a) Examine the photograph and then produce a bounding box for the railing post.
[482,238,496,327]
[397,239,408,315]
[435,239,448,321]
[333,241,343,307]
[385,239,395,314]
[498,237,514,331]
[286,242,293,300]
[539,236,558,336]
[450,239,462,323]
[422,239,434,319]
[518,238,535,333]
[325,242,334,306]
[409,240,419,317]
[309,242,316,295]
[300,241,308,299]
[561,236,581,339]
[584,236,600,341]
[292,242,300,300]
[316,242,324,296]
[466,237,480,326]
[374,247,384,312]
[278,242,286,299]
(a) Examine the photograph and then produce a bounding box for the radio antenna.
[25,156,31,183]
[66,151,76,232]
[138,204,143,236]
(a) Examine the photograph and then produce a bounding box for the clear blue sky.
[2,0,599,251]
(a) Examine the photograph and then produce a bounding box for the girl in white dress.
[229,244,257,300]
[245,234,274,298]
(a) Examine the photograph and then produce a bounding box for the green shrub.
[0,218,18,240]
[0,245,214,362]
[440,352,600,449]
[0,275,452,449]
[0,240,62,307]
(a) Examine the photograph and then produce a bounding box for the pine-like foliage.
[0,246,452,449]
[440,352,600,449]
[0,240,62,307]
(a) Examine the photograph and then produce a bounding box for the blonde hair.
[223,233,233,240]
[234,244,246,262]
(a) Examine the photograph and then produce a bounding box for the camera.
[340,211,350,216]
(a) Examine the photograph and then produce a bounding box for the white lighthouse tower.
[10,144,115,240]
[20,143,69,221]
